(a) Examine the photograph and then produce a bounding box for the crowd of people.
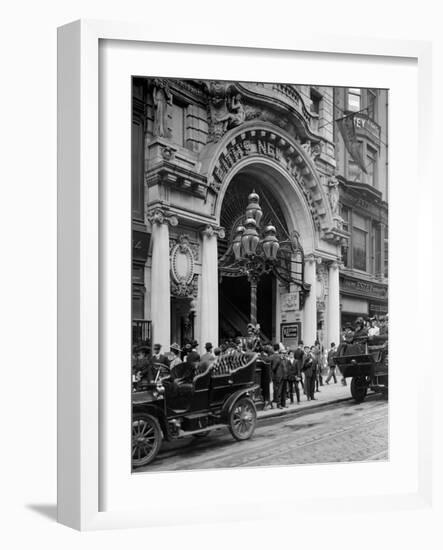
[132,315,388,403]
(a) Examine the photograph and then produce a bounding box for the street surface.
[135,393,388,473]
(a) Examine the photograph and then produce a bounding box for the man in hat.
[152,343,170,367]
[269,343,284,407]
[353,317,368,353]
[201,342,215,364]
[302,345,316,401]
[325,342,338,384]
[185,339,200,365]
[169,343,182,370]
[293,340,305,391]
[134,345,154,386]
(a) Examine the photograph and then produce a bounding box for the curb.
[257,396,352,421]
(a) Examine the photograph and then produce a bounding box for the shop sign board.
[280,322,301,349]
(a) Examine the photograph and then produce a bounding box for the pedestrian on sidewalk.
[278,347,289,408]
[286,349,300,404]
[294,341,305,391]
[259,345,273,409]
[270,343,282,407]
[325,342,337,384]
[314,340,323,391]
[302,345,316,401]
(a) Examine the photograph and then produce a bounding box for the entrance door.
[218,272,274,342]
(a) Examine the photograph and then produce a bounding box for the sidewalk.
[257,380,351,421]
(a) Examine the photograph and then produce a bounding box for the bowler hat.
[191,339,198,348]
[205,342,213,350]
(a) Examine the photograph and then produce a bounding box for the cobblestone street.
[135,393,388,473]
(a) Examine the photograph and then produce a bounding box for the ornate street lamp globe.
[241,218,259,256]
[245,190,263,226]
[232,225,245,261]
[262,224,280,261]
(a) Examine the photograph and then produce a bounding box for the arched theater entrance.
[216,161,315,345]
[198,123,343,351]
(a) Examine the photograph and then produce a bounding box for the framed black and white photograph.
[130,75,389,473]
[57,20,433,531]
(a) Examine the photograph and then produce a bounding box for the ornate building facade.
[132,78,387,351]
[334,87,389,326]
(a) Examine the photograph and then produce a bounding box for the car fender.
[220,385,259,423]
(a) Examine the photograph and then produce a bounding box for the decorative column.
[303,254,318,346]
[200,225,225,347]
[327,260,341,347]
[147,208,178,349]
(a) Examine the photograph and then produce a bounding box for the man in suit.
[134,345,155,387]
[185,339,200,365]
[270,343,284,408]
[302,345,316,401]
[286,349,300,404]
[293,341,305,392]
[279,348,290,408]
[152,343,170,367]
[325,342,338,384]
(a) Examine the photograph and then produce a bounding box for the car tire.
[228,396,257,441]
[350,376,368,404]
[132,413,162,468]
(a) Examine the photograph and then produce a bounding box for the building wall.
[333,87,389,326]
[132,78,388,351]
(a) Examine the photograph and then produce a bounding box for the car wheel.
[132,413,162,468]
[228,396,257,441]
[350,376,368,404]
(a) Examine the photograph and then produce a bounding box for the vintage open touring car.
[132,351,259,468]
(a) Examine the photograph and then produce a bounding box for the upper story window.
[366,145,377,187]
[352,212,368,272]
[170,101,186,147]
[347,88,361,112]
[310,88,322,114]
[367,89,377,120]
[340,205,350,267]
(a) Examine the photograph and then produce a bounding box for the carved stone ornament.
[328,176,340,217]
[170,274,199,299]
[170,235,198,298]
[146,207,178,227]
[205,81,246,142]
[152,79,172,138]
[202,224,226,239]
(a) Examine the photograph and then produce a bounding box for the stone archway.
[215,160,319,345]
[198,122,344,348]
[199,121,341,248]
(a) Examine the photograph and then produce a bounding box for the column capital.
[328,259,342,270]
[146,207,178,227]
[201,224,225,239]
[305,253,322,265]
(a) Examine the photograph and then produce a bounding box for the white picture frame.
[57,19,433,531]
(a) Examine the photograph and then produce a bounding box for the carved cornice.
[146,207,178,227]
[145,160,208,199]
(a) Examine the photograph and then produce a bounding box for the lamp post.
[233,191,280,326]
